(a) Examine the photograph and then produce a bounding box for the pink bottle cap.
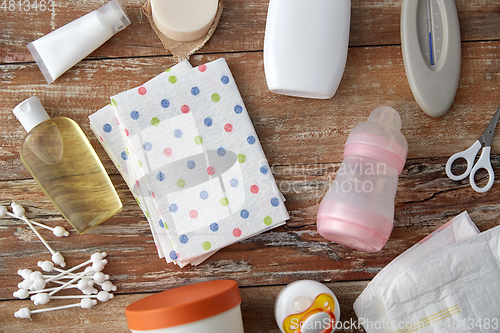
[317,200,394,252]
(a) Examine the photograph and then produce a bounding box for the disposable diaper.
[354,212,500,332]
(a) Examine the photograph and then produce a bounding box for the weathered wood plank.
[0,281,367,333]
[1,156,499,301]
[1,42,500,181]
[1,0,499,64]
[1,1,499,333]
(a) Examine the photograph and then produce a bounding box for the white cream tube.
[27,0,131,84]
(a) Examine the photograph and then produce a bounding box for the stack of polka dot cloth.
[89,58,289,267]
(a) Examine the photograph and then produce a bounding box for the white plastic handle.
[446,140,482,181]
[469,146,495,193]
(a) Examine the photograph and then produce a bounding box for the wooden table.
[1,1,499,332]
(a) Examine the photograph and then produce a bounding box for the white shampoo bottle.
[264,0,351,99]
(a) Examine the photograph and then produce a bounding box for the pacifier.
[275,280,340,333]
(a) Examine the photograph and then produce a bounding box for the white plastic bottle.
[13,97,122,234]
[317,107,408,252]
[27,0,130,84]
[264,0,351,99]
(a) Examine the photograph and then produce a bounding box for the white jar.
[125,280,244,333]
[275,280,340,333]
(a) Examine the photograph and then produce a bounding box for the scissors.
[446,106,500,193]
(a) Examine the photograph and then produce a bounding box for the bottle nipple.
[367,106,402,131]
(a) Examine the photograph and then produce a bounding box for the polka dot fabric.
[89,60,194,262]
[90,105,170,260]
[89,58,289,267]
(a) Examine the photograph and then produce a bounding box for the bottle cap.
[97,0,131,35]
[125,280,241,331]
[13,97,50,133]
[151,0,218,41]
[275,280,340,333]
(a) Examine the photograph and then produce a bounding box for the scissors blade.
[479,106,500,147]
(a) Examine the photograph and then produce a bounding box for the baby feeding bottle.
[13,97,122,233]
[317,106,408,252]
[275,280,340,333]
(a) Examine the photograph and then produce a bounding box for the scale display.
[417,0,444,67]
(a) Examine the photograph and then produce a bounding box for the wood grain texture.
[1,42,500,181]
[1,0,499,63]
[2,157,500,300]
[1,0,500,332]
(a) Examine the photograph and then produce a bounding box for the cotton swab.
[17,274,84,290]
[11,202,65,239]
[26,219,69,237]
[41,274,84,279]
[99,280,117,292]
[13,289,31,299]
[17,268,32,280]
[16,256,111,298]
[76,279,98,294]
[13,282,84,299]
[15,299,98,319]
[13,246,116,319]
[31,291,114,305]
[48,269,94,296]
[13,278,99,299]
[38,261,110,283]
[10,203,66,267]
[45,252,106,283]
[19,268,93,297]
[18,279,33,290]
[6,203,69,237]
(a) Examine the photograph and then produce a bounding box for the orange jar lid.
[125,279,241,331]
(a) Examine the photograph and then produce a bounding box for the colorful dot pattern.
[233,228,241,237]
[92,59,289,264]
[179,235,188,244]
[161,99,170,108]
